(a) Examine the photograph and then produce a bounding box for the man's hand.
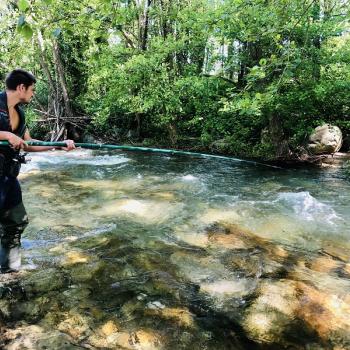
[7,132,25,150]
[61,139,76,151]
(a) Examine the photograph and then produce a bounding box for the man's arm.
[23,130,75,152]
[0,131,25,149]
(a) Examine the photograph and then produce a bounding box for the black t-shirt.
[0,91,27,160]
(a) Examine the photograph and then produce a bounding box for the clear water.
[16,150,350,349]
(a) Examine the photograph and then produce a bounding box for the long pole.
[0,140,280,168]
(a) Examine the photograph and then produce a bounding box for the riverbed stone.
[207,222,290,276]
[296,281,350,345]
[67,260,106,283]
[170,251,229,283]
[97,329,163,350]
[2,324,80,350]
[145,306,195,328]
[320,244,350,263]
[223,252,262,277]
[308,255,342,274]
[199,208,241,225]
[13,295,54,321]
[308,124,343,154]
[61,250,93,265]
[60,286,92,309]
[21,268,67,295]
[174,225,209,248]
[130,329,163,350]
[206,223,250,250]
[56,308,94,340]
[95,198,183,225]
[0,299,11,318]
[208,232,248,249]
[242,280,299,344]
[99,319,120,335]
[200,278,255,299]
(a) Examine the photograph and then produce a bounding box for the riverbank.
[319,152,350,167]
[88,135,350,169]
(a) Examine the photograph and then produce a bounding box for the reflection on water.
[3,150,350,349]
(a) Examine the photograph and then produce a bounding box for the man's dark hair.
[5,69,36,90]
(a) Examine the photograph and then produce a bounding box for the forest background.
[0,0,349,160]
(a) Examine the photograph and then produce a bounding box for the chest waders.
[0,176,29,273]
[0,92,28,274]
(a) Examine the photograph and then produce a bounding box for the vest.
[0,91,27,160]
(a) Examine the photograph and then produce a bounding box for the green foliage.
[0,0,349,158]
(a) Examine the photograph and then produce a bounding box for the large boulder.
[308,124,342,154]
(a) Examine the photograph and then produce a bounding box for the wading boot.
[0,244,21,273]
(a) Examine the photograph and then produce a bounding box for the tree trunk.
[238,41,247,88]
[268,115,291,158]
[140,0,151,51]
[37,31,56,96]
[311,0,321,80]
[168,123,178,146]
[53,39,73,119]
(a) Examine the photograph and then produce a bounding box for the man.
[0,69,75,274]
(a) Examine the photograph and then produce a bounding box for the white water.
[21,149,130,172]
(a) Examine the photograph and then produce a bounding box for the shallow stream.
[2,150,350,349]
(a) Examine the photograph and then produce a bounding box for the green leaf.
[91,20,101,29]
[18,23,33,39]
[18,0,30,12]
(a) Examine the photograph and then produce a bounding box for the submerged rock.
[101,329,163,350]
[56,308,94,341]
[170,251,231,284]
[129,329,163,350]
[242,280,300,344]
[21,268,67,295]
[296,281,350,346]
[94,198,184,224]
[200,278,255,299]
[307,255,342,274]
[66,260,106,283]
[320,244,350,263]
[1,324,80,350]
[223,249,287,279]
[99,319,120,335]
[206,222,289,264]
[199,208,241,225]
[61,250,93,265]
[145,305,196,328]
[52,247,107,283]
[174,225,209,248]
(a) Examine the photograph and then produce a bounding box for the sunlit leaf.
[91,20,101,29]
[17,0,30,12]
[18,23,33,39]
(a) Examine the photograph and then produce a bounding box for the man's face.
[18,83,35,103]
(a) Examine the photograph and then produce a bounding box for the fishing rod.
[0,140,281,169]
